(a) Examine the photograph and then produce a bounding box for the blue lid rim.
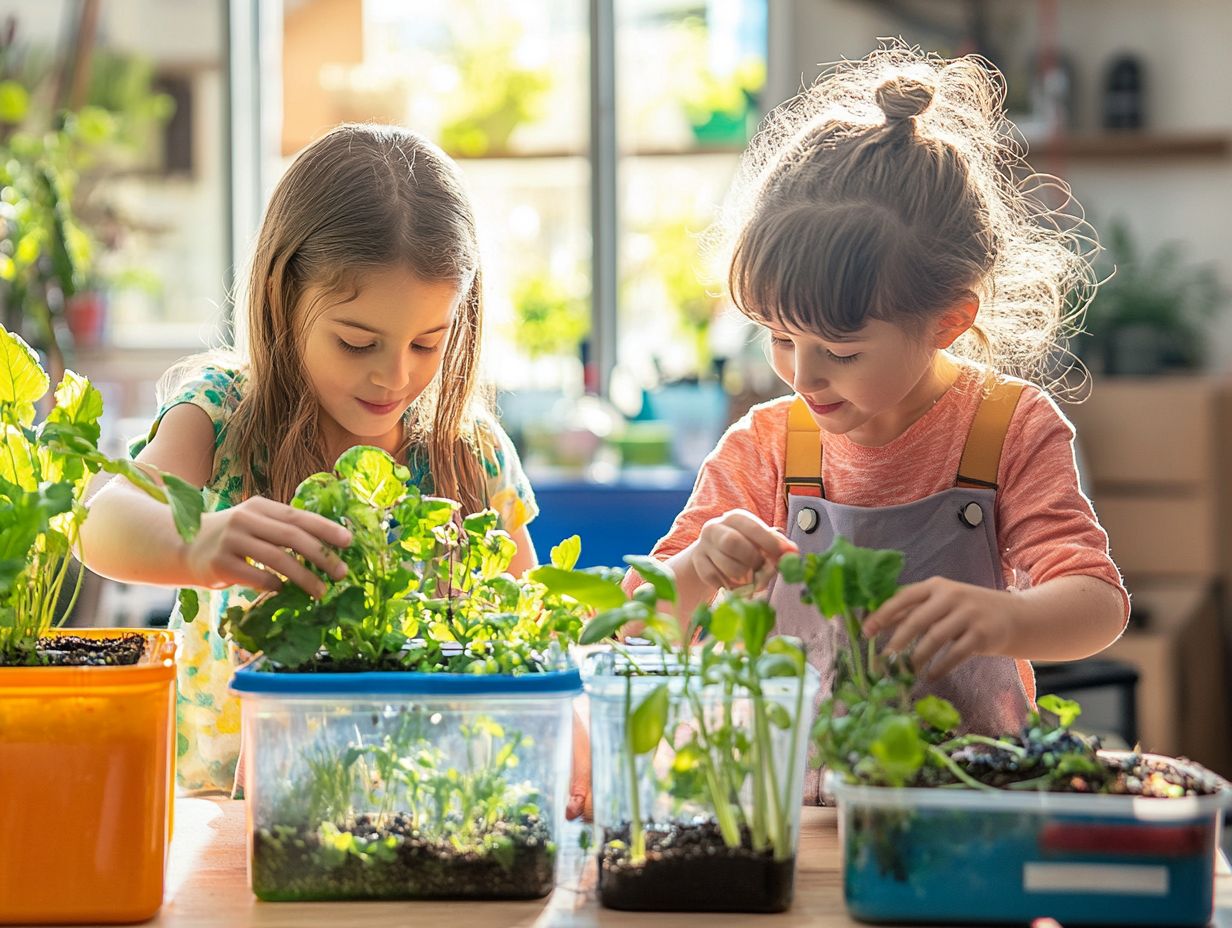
[230,664,583,697]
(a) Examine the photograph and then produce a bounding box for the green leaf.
[178,588,200,623]
[914,694,961,733]
[708,598,742,644]
[764,702,792,729]
[0,326,50,410]
[333,445,408,509]
[579,601,648,645]
[162,473,205,542]
[549,535,581,570]
[292,473,349,522]
[1037,693,1082,729]
[869,714,925,786]
[757,652,803,679]
[529,565,626,610]
[623,555,677,604]
[0,80,29,124]
[629,683,669,755]
[671,741,705,773]
[777,552,803,584]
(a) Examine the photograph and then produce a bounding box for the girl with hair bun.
[633,44,1126,803]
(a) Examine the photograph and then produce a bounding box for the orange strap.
[785,395,824,501]
[782,377,1024,502]
[956,377,1025,490]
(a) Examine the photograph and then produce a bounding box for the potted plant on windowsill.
[796,537,1232,927]
[532,557,820,912]
[0,325,203,924]
[219,446,591,901]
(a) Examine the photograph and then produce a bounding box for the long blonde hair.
[168,124,488,511]
[716,43,1097,393]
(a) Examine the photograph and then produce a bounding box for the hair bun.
[875,76,935,122]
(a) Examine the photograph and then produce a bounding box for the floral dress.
[130,366,538,794]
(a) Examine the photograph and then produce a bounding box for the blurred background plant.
[508,268,590,362]
[674,16,764,147]
[0,5,173,378]
[1082,219,1227,375]
[437,6,553,157]
[644,215,722,381]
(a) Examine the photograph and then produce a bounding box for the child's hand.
[691,510,798,593]
[566,708,592,821]
[185,496,352,597]
[861,578,1013,680]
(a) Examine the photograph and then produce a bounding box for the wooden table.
[143,799,1232,927]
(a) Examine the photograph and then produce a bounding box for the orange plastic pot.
[0,629,178,924]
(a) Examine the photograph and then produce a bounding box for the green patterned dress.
[130,366,538,794]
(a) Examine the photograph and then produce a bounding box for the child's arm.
[862,574,1127,681]
[80,404,351,596]
[507,524,538,576]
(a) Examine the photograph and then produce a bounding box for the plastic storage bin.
[585,650,820,912]
[830,758,1232,926]
[0,629,178,925]
[231,664,582,901]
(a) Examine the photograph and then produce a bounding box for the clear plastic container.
[585,649,820,912]
[0,629,178,925]
[829,757,1232,926]
[231,664,581,901]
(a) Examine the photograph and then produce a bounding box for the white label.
[1023,863,1169,896]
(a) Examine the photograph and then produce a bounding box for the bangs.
[729,202,913,340]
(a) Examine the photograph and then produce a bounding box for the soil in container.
[250,812,556,901]
[0,633,146,667]
[599,821,795,912]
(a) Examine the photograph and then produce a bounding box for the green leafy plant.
[436,8,552,157]
[1084,219,1227,373]
[800,536,1224,798]
[644,217,723,378]
[0,325,203,663]
[212,445,590,673]
[0,21,175,366]
[508,271,590,361]
[534,557,812,866]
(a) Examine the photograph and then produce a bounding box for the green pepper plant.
[0,325,202,663]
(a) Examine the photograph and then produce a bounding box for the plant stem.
[624,675,646,864]
[927,745,996,791]
[688,686,742,848]
[938,733,1027,758]
[752,686,786,858]
[844,611,869,695]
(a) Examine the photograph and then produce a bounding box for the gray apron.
[768,390,1031,805]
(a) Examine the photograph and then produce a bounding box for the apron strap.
[785,395,824,502]
[956,376,1025,490]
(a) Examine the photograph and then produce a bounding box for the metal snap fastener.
[959,501,984,528]
[796,507,820,534]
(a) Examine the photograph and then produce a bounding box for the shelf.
[1026,132,1231,161]
[451,145,745,161]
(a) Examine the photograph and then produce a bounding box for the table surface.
[137,799,1232,928]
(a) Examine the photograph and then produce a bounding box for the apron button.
[797,507,820,534]
[959,501,984,527]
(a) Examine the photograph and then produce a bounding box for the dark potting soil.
[599,820,795,912]
[0,634,146,667]
[250,812,556,901]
